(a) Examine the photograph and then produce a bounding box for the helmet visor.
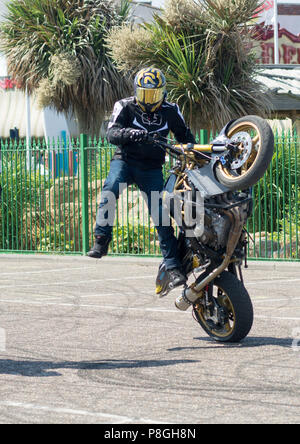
[136,86,165,106]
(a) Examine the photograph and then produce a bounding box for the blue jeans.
[94,159,180,270]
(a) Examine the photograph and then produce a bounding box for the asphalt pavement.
[0,253,299,424]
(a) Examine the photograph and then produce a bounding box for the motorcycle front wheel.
[215,115,274,191]
[193,271,253,343]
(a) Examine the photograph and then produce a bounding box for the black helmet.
[134,67,166,113]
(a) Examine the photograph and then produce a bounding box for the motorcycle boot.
[168,268,187,289]
[87,235,111,258]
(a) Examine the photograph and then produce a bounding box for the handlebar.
[147,134,225,158]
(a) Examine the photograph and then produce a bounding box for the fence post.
[200,129,208,144]
[80,134,89,254]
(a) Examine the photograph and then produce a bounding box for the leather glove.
[121,128,149,143]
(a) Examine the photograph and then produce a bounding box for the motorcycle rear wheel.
[193,271,253,342]
[215,115,274,191]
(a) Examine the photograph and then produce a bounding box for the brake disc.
[228,132,253,170]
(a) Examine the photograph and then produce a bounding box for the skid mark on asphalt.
[0,401,163,423]
[0,275,157,289]
[0,297,299,320]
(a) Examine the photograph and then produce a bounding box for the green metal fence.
[0,131,299,260]
[247,131,300,261]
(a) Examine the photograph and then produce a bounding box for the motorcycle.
[153,115,274,343]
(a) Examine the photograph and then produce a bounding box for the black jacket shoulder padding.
[107,97,196,170]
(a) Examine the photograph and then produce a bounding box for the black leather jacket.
[107,97,196,170]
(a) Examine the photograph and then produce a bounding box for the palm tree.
[106,0,270,133]
[0,0,132,136]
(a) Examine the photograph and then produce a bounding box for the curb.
[0,252,299,271]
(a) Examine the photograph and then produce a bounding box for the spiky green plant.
[0,0,132,136]
[107,0,270,132]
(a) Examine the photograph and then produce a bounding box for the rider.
[88,67,196,289]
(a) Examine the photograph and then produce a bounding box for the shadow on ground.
[0,358,199,377]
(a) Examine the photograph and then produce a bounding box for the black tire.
[215,115,274,191]
[193,271,253,343]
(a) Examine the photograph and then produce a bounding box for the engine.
[196,208,231,250]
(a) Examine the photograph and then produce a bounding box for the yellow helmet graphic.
[134,67,166,113]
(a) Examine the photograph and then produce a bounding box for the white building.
[131,1,161,23]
